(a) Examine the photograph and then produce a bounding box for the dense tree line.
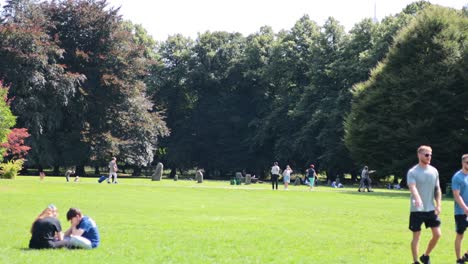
[0,0,466,184]
[153,1,466,183]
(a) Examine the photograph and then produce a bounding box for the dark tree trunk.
[169,167,176,179]
[53,165,60,176]
[132,166,142,176]
[76,165,85,176]
[351,171,358,182]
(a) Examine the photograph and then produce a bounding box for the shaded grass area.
[0,177,457,263]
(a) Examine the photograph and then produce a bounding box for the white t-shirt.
[271,165,280,175]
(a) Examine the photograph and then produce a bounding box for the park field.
[0,176,458,263]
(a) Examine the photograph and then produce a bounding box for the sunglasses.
[424,153,432,157]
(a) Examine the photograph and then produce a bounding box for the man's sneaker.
[463,253,468,261]
[457,258,465,264]
[420,254,430,264]
[413,261,421,264]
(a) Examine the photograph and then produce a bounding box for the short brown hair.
[66,208,82,221]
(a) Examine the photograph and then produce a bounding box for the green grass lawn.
[0,176,458,263]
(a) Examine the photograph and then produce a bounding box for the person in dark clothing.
[306,164,317,191]
[29,205,64,249]
[270,162,280,190]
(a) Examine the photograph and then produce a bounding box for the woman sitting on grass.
[29,204,64,249]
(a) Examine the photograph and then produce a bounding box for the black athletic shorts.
[455,215,468,234]
[409,211,441,232]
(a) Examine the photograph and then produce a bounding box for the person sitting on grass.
[65,167,80,182]
[62,208,100,249]
[29,204,64,249]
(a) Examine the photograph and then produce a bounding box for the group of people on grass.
[271,161,378,191]
[407,146,468,264]
[62,157,119,184]
[270,162,317,190]
[29,206,100,250]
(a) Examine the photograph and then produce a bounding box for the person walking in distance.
[306,164,317,191]
[271,162,280,190]
[282,165,293,190]
[358,166,374,192]
[407,145,441,264]
[107,157,118,184]
[451,154,468,264]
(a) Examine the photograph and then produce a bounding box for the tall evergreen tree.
[344,5,468,183]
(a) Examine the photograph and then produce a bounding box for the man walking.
[407,145,441,264]
[107,157,118,184]
[358,166,374,192]
[452,154,468,264]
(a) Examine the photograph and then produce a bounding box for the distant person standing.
[451,154,468,264]
[407,145,441,264]
[282,165,293,190]
[358,166,374,192]
[271,162,280,190]
[107,157,118,184]
[306,164,317,191]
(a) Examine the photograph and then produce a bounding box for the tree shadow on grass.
[339,189,454,201]
[340,189,410,200]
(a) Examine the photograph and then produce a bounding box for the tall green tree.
[149,34,196,175]
[241,26,276,175]
[0,82,15,156]
[252,16,320,171]
[344,5,468,183]
[44,0,168,172]
[0,0,85,170]
[189,31,247,175]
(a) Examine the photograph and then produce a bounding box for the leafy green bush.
[0,159,24,179]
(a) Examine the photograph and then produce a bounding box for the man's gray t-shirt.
[407,164,439,212]
[109,161,117,173]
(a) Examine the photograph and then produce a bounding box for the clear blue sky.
[1,0,466,41]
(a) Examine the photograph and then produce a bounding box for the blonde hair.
[462,154,468,162]
[30,205,57,233]
[417,145,432,154]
